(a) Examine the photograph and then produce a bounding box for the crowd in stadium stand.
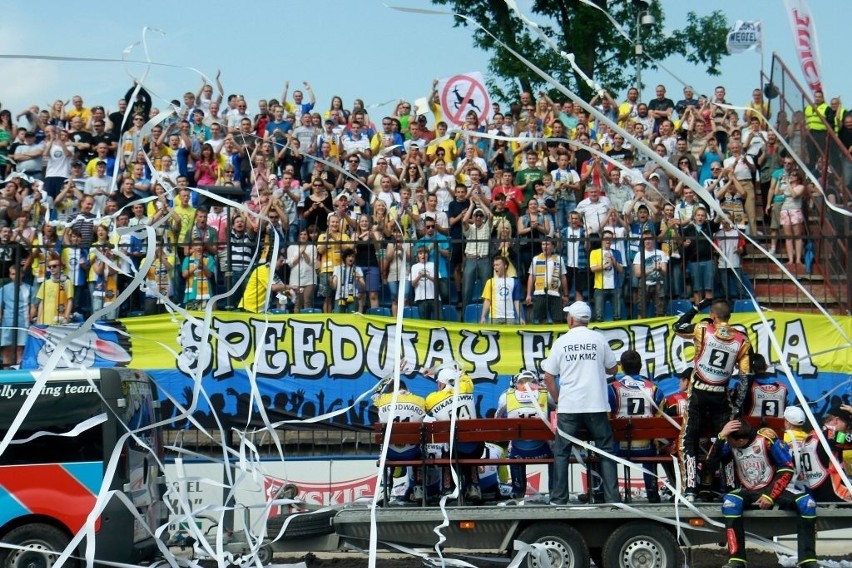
[0,76,849,354]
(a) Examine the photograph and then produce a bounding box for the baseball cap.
[71,160,84,167]
[96,160,107,166]
[783,406,806,426]
[325,118,334,124]
[472,208,485,216]
[24,131,36,137]
[649,172,661,180]
[563,301,592,322]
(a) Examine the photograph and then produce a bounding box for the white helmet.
[512,369,539,388]
[436,366,460,387]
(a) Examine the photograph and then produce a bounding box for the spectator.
[657,203,684,301]
[589,229,623,321]
[461,204,492,308]
[143,239,173,315]
[41,126,73,199]
[560,211,588,303]
[181,238,216,310]
[682,207,717,305]
[778,169,806,267]
[632,229,668,317]
[0,265,30,366]
[575,184,611,235]
[332,248,364,314]
[382,227,410,317]
[542,301,621,505]
[353,214,382,311]
[316,214,353,313]
[480,254,523,325]
[239,253,287,313]
[525,237,566,324]
[62,228,90,319]
[286,228,318,313]
[410,246,438,319]
[723,140,757,234]
[36,253,73,325]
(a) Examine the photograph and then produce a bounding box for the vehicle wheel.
[256,544,273,565]
[516,523,589,568]
[266,510,336,539]
[0,524,74,568]
[600,522,681,568]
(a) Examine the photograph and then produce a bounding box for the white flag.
[784,0,823,95]
[726,20,762,54]
[435,72,493,128]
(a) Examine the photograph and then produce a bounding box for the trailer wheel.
[517,523,589,568]
[0,524,74,568]
[266,510,336,539]
[256,544,273,565]
[600,522,680,568]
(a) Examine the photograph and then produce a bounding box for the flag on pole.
[726,20,762,54]
[784,0,824,95]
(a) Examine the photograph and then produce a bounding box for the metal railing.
[762,52,852,311]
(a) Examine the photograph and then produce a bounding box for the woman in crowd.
[681,207,717,305]
[657,203,684,300]
[301,176,333,233]
[194,143,220,187]
[382,226,410,317]
[516,199,551,284]
[400,162,425,194]
[779,169,807,267]
[325,96,349,123]
[370,200,391,239]
[353,214,383,311]
[491,218,519,277]
[286,228,318,313]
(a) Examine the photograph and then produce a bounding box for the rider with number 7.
[673,298,752,502]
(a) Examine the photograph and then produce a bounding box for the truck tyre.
[0,524,74,568]
[256,544,273,564]
[600,522,680,568]
[266,510,336,540]
[516,523,589,568]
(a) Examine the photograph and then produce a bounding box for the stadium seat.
[733,299,759,313]
[442,305,459,322]
[666,300,694,316]
[269,308,288,315]
[463,303,483,323]
[299,307,322,314]
[471,279,484,302]
[402,305,420,319]
[367,307,392,317]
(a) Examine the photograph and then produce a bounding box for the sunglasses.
[48,264,60,268]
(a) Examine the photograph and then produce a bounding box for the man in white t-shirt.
[632,229,669,317]
[574,184,611,235]
[542,301,620,505]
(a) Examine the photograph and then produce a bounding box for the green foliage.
[429,0,729,102]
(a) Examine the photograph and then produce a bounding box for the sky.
[0,0,846,125]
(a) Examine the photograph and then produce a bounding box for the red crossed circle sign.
[441,74,491,126]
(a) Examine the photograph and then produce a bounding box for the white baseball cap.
[784,406,806,426]
[563,301,592,322]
